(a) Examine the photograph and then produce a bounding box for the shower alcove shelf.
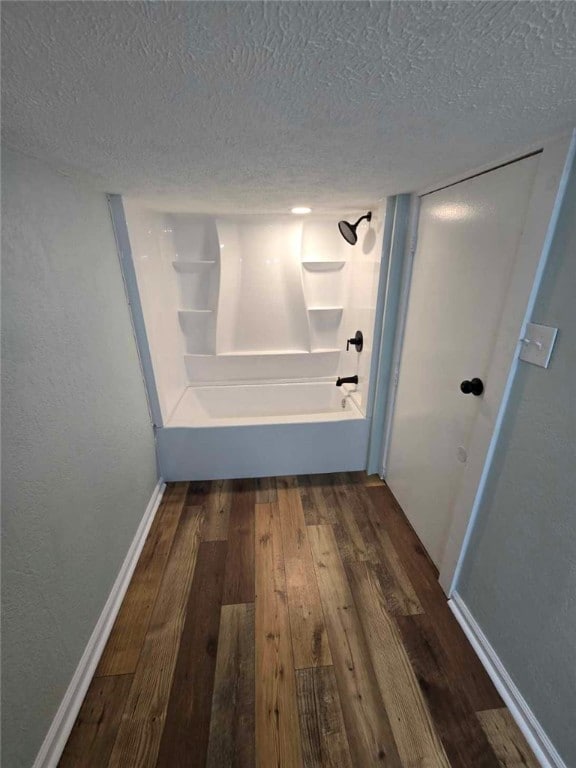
[172,260,217,271]
[171,217,220,356]
[301,260,346,270]
[301,242,346,354]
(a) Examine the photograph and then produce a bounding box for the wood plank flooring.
[59,473,537,768]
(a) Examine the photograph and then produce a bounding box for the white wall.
[457,154,576,765]
[123,202,189,422]
[1,148,158,768]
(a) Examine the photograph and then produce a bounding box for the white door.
[386,155,541,569]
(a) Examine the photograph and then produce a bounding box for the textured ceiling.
[2,1,576,213]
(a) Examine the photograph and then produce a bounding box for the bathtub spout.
[336,375,358,387]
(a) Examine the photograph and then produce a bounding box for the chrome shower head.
[337,211,372,245]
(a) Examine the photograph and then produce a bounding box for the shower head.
[337,211,372,245]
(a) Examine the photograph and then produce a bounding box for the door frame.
[377,194,420,477]
[108,194,164,429]
[377,131,576,594]
[367,194,417,474]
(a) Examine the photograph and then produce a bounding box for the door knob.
[460,378,484,396]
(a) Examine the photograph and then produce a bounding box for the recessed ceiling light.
[291,206,311,214]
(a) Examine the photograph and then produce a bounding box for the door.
[386,155,540,569]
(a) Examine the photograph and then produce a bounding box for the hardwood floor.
[59,473,538,768]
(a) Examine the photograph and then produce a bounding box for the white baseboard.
[33,478,166,768]
[449,592,567,768]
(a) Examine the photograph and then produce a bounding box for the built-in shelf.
[185,350,339,360]
[178,309,216,356]
[178,308,214,315]
[302,261,346,271]
[218,349,310,357]
[172,260,216,273]
[307,306,344,312]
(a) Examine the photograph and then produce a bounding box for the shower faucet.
[336,375,359,387]
[346,330,364,352]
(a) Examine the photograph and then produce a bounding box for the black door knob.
[460,378,484,396]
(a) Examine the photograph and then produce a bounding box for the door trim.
[441,131,576,593]
[420,149,542,198]
[107,194,164,428]
[364,197,397,424]
[379,195,420,477]
[367,195,413,474]
[418,135,554,197]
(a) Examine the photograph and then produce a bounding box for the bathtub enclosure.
[113,199,388,479]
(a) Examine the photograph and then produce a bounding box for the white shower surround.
[216,218,310,354]
[122,201,386,479]
[125,202,384,414]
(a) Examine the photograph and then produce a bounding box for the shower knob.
[460,378,484,396]
[346,330,364,352]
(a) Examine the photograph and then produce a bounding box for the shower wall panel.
[123,204,387,421]
[217,218,309,354]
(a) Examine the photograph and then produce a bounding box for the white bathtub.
[168,382,362,426]
[158,382,370,480]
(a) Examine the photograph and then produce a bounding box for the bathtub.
[168,382,363,426]
[157,381,371,480]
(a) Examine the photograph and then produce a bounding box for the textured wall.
[2,1,576,213]
[457,156,576,764]
[1,147,158,767]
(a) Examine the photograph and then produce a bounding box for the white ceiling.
[2,1,576,213]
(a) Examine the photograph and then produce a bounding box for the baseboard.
[33,478,166,768]
[449,592,567,768]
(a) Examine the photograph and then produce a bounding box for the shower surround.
[115,199,386,479]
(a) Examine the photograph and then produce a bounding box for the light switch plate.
[519,322,558,368]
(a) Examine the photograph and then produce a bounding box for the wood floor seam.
[58,472,537,768]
